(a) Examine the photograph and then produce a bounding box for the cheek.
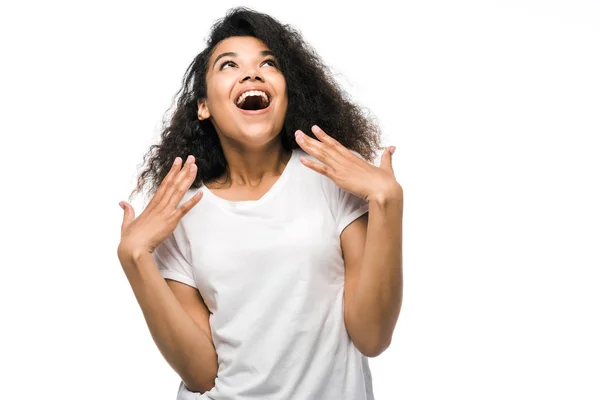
[272,76,287,102]
[211,82,231,103]
[206,76,235,105]
[276,75,287,92]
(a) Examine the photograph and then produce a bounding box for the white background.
[1,0,598,399]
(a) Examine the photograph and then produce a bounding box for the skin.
[197,36,292,193]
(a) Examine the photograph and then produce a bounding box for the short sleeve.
[152,228,197,289]
[320,149,370,236]
[336,186,370,237]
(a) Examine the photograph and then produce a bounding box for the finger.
[163,156,199,212]
[157,155,194,212]
[380,146,395,176]
[311,125,348,155]
[173,189,204,221]
[149,157,183,209]
[119,201,135,233]
[295,129,339,166]
[299,155,332,178]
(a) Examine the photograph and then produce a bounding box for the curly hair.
[129,6,384,203]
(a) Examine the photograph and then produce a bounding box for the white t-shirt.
[152,148,374,400]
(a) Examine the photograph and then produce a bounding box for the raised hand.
[118,155,203,261]
[294,125,402,202]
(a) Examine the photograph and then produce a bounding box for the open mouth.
[235,90,271,111]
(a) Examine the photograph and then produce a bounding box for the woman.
[117,7,403,400]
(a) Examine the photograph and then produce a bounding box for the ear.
[197,98,211,120]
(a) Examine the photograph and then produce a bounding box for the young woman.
[117,7,403,400]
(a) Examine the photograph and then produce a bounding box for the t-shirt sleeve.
[152,227,197,289]
[321,150,370,237]
[336,186,370,237]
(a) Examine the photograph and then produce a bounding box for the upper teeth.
[236,90,269,106]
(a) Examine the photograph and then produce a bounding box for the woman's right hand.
[117,155,203,262]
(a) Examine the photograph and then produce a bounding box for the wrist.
[117,242,153,266]
[367,184,404,206]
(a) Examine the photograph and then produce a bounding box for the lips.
[237,91,269,108]
[234,87,272,108]
[233,86,274,115]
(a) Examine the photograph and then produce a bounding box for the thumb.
[380,146,395,175]
[119,201,135,231]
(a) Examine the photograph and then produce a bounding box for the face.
[198,36,288,149]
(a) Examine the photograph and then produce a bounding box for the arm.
[118,249,218,393]
[291,124,403,357]
[343,187,403,357]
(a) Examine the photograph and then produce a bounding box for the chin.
[239,126,280,142]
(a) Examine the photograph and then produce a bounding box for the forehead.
[210,36,271,60]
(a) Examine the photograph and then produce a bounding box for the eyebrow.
[212,50,275,68]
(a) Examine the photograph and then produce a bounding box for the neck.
[210,143,292,189]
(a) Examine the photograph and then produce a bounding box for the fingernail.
[390,146,396,155]
[119,202,124,210]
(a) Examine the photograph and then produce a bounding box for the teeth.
[236,90,269,106]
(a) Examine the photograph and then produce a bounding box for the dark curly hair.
[129,6,384,203]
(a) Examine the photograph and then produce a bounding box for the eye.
[220,60,237,70]
[262,59,279,68]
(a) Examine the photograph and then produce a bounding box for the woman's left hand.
[295,125,403,202]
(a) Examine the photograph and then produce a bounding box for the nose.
[239,67,264,83]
